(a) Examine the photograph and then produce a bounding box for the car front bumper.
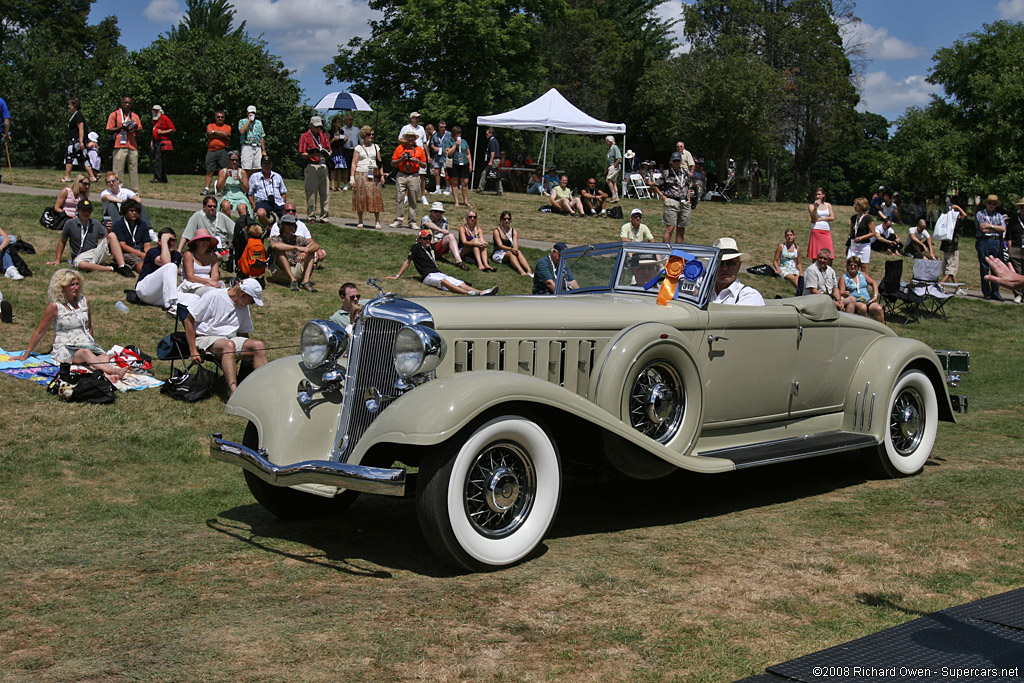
[210,433,406,497]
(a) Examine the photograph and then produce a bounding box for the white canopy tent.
[473,88,626,190]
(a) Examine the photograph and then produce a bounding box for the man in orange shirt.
[105,96,142,193]
[202,111,232,195]
[389,132,426,229]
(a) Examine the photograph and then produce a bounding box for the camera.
[123,119,137,131]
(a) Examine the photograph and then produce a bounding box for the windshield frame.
[555,242,721,309]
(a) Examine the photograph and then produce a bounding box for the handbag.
[40,207,68,231]
[486,167,499,181]
[161,362,216,402]
[47,363,116,404]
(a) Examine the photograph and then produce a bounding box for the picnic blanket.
[0,347,163,392]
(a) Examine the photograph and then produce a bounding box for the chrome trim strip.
[210,435,405,496]
[867,393,876,431]
[853,391,860,429]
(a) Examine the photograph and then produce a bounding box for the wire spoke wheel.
[628,360,684,443]
[464,441,536,539]
[889,386,925,456]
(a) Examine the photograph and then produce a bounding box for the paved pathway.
[4,182,1015,303]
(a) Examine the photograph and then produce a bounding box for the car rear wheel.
[869,369,938,478]
[241,422,359,520]
[417,416,561,571]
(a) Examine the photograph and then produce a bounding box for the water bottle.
[114,300,130,313]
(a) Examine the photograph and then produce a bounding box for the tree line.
[2,0,1020,204]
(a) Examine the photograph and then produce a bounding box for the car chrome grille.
[346,316,403,455]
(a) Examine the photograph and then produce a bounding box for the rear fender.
[844,337,956,441]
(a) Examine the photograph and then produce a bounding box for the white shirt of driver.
[712,278,765,306]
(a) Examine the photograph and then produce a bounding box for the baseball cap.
[280,213,297,224]
[630,208,643,217]
[605,135,615,143]
[151,104,163,112]
[78,199,93,212]
[418,229,432,239]
[430,201,445,212]
[553,242,568,252]
[239,278,264,306]
[410,111,421,118]
[247,105,257,113]
[670,152,683,162]
[309,115,323,127]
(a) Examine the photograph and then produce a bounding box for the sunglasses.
[80,182,91,186]
[283,208,297,213]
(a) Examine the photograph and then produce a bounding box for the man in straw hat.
[974,194,1006,301]
[711,237,764,306]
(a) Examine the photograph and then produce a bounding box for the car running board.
[697,432,879,469]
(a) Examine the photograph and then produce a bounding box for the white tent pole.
[471,125,480,190]
[621,132,627,198]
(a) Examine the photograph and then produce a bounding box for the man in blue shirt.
[533,242,578,294]
[0,96,10,142]
[975,194,1007,301]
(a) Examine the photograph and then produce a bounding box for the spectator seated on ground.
[802,248,854,312]
[178,195,235,254]
[542,166,559,193]
[134,228,185,314]
[580,178,608,217]
[110,198,151,273]
[905,220,937,259]
[387,229,498,296]
[872,218,903,255]
[549,175,585,217]
[48,199,135,277]
[421,202,471,271]
[458,210,494,271]
[99,172,149,225]
[184,278,268,395]
[268,214,320,292]
[620,208,655,242]
[526,167,545,195]
[268,203,327,265]
[179,227,223,300]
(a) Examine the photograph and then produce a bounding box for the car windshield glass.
[557,243,717,305]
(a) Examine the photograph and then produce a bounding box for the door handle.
[707,334,729,343]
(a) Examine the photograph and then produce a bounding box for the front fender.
[844,337,956,440]
[224,355,342,464]
[349,371,732,474]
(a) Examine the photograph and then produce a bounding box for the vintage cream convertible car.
[211,242,966,571]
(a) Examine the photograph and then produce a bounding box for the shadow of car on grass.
[208,451,946,577]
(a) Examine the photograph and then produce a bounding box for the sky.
[89,0,1024,125]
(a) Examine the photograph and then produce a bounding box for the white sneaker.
[1015,293,1022,304]
[480,286,499,296]
[342,184,350,191]
[4,266,23,280]
[443,190,451,195]
[421,196,429,205]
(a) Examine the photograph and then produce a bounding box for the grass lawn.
[1,177,1022,682]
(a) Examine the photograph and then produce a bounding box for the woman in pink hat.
[179,227,222,299]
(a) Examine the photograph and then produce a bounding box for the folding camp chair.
[878,259,923,324]
[156,303,223,380]
[909,258,953,320]
[627,174,651,199]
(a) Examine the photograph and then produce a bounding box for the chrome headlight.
[394,325,446,378]
[300,319,348,369]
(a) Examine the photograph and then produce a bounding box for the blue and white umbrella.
[313,92,373,112]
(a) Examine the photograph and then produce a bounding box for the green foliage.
[91,25,309,177]
[165,0,247,41]
[889,105,966,198]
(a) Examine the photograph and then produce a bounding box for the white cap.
[605,135,615,143]
[630,208,643,217]
[151,104,162,112]
[309,115,324,127]
[87,131,99,142]
[247,105,257,113]
[239,278,264,306]
[429,201,445,212]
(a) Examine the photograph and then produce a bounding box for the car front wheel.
[417,416,561,571]
[870,369,938,478]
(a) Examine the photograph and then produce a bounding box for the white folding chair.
[628,173,651,199]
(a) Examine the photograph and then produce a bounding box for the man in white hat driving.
[711,237,764,306]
